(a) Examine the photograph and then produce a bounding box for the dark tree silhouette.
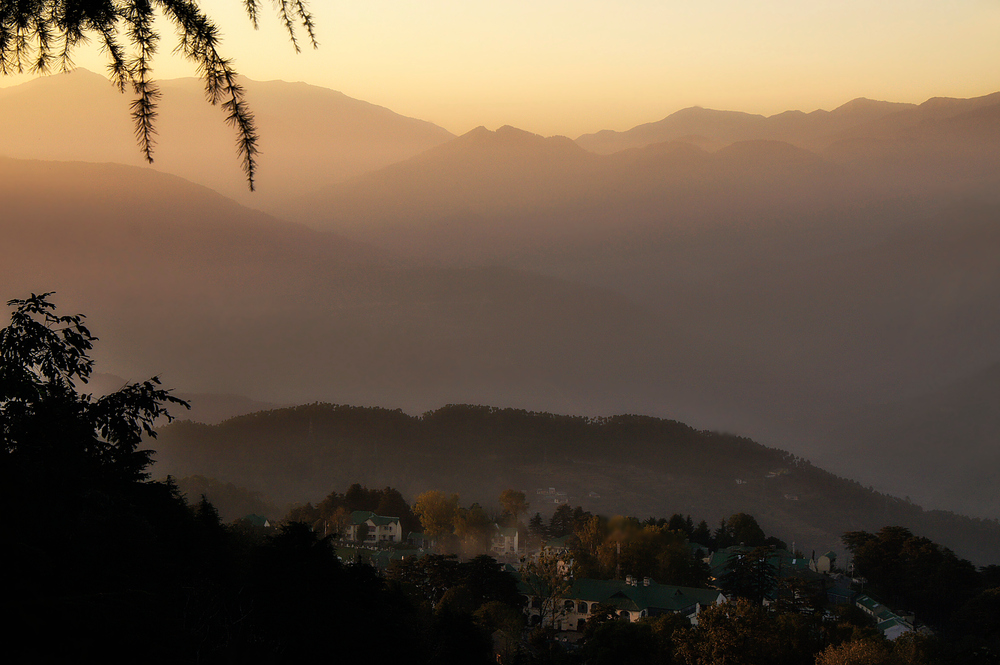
[0,1,316,190]
[1,292,189,487]
[720,546,777,605]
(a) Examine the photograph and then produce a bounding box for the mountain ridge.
[0,68,455,206]
[151,401,1000,567]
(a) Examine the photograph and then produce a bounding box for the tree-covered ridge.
[0,293,496,662]
[6,295,998,663]
[172,473,281,522]
[154,402,1000,566]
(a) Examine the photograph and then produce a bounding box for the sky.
[3,0,1000,137]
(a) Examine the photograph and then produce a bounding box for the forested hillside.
[153,404,1000,566]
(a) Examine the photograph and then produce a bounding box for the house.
[522,576,726,631]
[855,594,915,640]
[240,514,271,528]
[491,525,520,557]
[344,511,402,544]
[809,551,837,574]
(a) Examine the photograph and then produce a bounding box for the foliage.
[415,489,461,540]
[571,514,709,586]
[172,474,278,522]
[814,638,895,665]
[581,619,662,665]
[286,482,420,535]
[454,502,493,553]
[154,401,1000,567]
[549,503,577,538]
[673,599,791,665]
[1,292,188,487]
[521,547,576,629]
[720,546,777,605]
[842,527,982,629]
[0,0,316,190]
[388,553,521,617]
[529,511,549,542]
[499,488,529,524]
[727,513,767,547]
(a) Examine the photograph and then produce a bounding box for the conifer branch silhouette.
[0,0,317,191]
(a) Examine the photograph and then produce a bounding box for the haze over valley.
[3,69,1000,561]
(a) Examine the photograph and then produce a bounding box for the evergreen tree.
[692,519,713,547]
[529,511,548,541]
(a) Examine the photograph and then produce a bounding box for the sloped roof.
[241,514,270,527]
[350,510,375,525]
[566,578,723,614]
[369,514,400,527]
[856,595,881,612]
[878,617,912,632]
[349,510,399,526]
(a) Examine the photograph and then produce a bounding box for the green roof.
[350,510,375,525]
[369,514,399,527]
[495,526,518,537]
[877,617,911,632]
[349,510,399,526]
[856,595,882,612]
[241,514,270,527]
[561,578,723,614]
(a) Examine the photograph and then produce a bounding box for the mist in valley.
[3,68,1000,559]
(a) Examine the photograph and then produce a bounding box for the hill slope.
[0,155,672,415]
[575,98,918,154]
[0,68,454,206]
[152,403,1000,567]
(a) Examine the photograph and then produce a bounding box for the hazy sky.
[3,0,999,136]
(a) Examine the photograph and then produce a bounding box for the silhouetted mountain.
[0,155,671,417]
[0,68,454,206]
[277,122,1000,523]
[288,129,865,265]
[6,78,1000,528]
[825,95,1000,199]
[575,97,917,154]
[88,374,283,424]
[152,403,1000,566]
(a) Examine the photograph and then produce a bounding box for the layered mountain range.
[3,70,999,527]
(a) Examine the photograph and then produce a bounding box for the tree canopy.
[1,291,189,487]
[0,0,316,190]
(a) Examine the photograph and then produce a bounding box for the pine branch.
[244,0,260,30]
[157,0,259,189]
[275,0,299,53]
[0,0,314,191]
[290,0,317,49]
[124,0,160,162]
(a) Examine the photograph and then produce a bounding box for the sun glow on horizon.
[2,0,998,136]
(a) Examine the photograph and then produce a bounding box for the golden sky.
[4,0,999,137]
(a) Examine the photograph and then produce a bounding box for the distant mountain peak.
[446,124,585,158]
[831,97,913,116]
